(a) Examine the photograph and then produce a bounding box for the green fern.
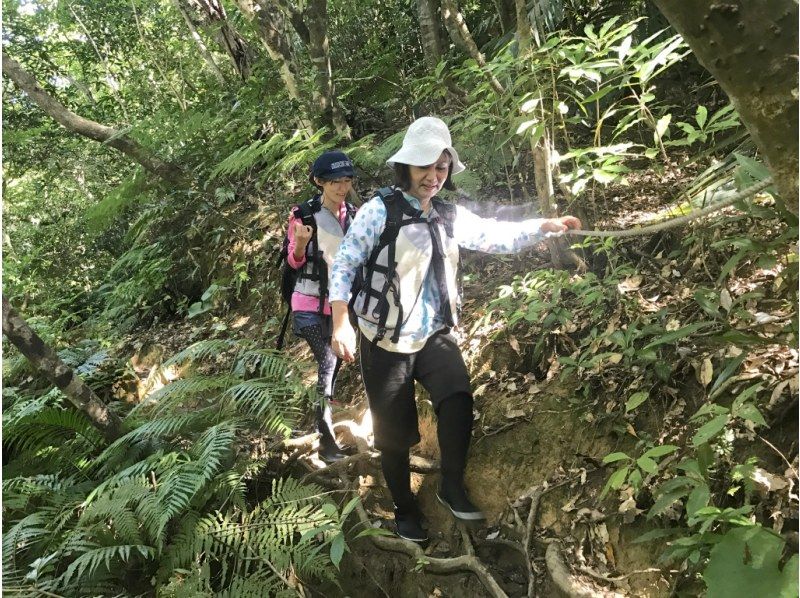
[85,169,150,233]
[222,378,302,433]
[59,543,155,588]
[161,339,236,369]
[129,374,236,418]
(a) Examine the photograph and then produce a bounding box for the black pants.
[360,329,474,509]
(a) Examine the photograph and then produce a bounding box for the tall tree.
[418,0,444,69]
[440,0,505,95]
[304,0,350,137]
[493,0,517,35]
[2,298,124,442]
[2,55,185,185]
[653,0,798,214]
[233,0,304,102]
[516,4,584,269]
[174,0,253,82]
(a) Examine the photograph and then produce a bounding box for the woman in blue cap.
[285,150,357,463]
[327,118,581,541]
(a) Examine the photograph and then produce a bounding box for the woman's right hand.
[293,221,313,259]
[331,319,357,363]
[330,301,356,363]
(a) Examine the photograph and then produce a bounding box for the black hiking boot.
[437,484,485,521]
[394,504,428,543]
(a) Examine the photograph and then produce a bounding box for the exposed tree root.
[351,499,509,598]
[545,542,628,598]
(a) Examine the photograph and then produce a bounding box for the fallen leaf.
[699,358,713,387]
[474,383,488,397]
[768,380,789,409]
[506,409,525,419]
[626,423,638,438]
[752,468,789,493]
[617,275,642,294]
[607,353,623,365]
[509,335,520,354]
[720,289,733,312]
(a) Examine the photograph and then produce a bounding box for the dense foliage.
[3,0,796,596]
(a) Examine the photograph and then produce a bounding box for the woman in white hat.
[327,117,580,542]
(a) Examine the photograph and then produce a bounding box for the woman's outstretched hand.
[330,301,357,362]
[540,216,582,234]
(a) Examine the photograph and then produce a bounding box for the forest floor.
[119,163,797,597]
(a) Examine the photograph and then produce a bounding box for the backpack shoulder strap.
[431,197,456,238]
[294,196,322,226]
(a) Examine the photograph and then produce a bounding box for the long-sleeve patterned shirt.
[329,190,548,352]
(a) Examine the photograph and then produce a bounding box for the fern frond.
[222,379,301,433]
[85,169,150,233]
[162,339,236,369]
[2,512,49,566]
[209,133,290,180]
[5,406,103,456]
[97,410,214,469]
[59,543,155,588]
[130,374,236,418]
[234,348,293,379]
[80,494,144,545]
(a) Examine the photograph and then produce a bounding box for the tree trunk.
[514,0,533,55]
[532,133,584,270]
[653,0,798,215]
[233,0,304,104]
[304,0,350,138]
[172,0,228,84]
[418,0,444,69]
[2,55,185,185]
[440,0,505,95]
[180,0,253,81]
[493,0,516,35]
[2,298,124,443]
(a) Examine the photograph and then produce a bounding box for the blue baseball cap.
[310,150,355,181]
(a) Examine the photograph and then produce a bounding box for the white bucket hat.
[386,116,466,174]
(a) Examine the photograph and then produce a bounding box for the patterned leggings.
[293,311,341,450]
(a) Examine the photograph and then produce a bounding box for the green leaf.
[704,526,797,598]
[329,532,346,569]
[731,383,762,413]
[736,404,767,427]
[341,496,360,518]
[648,488,690,518]
[633,528,677,544]
[696,105,708,128]
[642,322,712,351]
[694,289,721,318]
[686,483,710,518]
[637,455,658,474]
[734,153,771,184]
[320,503,338,518]
[709,353,747,394]
[592,169,618,184]
[693,414,729,446]
[626,391,649,412]
[603,452,631,464]
[601,465,630,498]
[642,445,679,459]
[655,114,671,140]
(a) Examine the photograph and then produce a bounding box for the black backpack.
[359,187,458,344]
[275,197,357,349]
